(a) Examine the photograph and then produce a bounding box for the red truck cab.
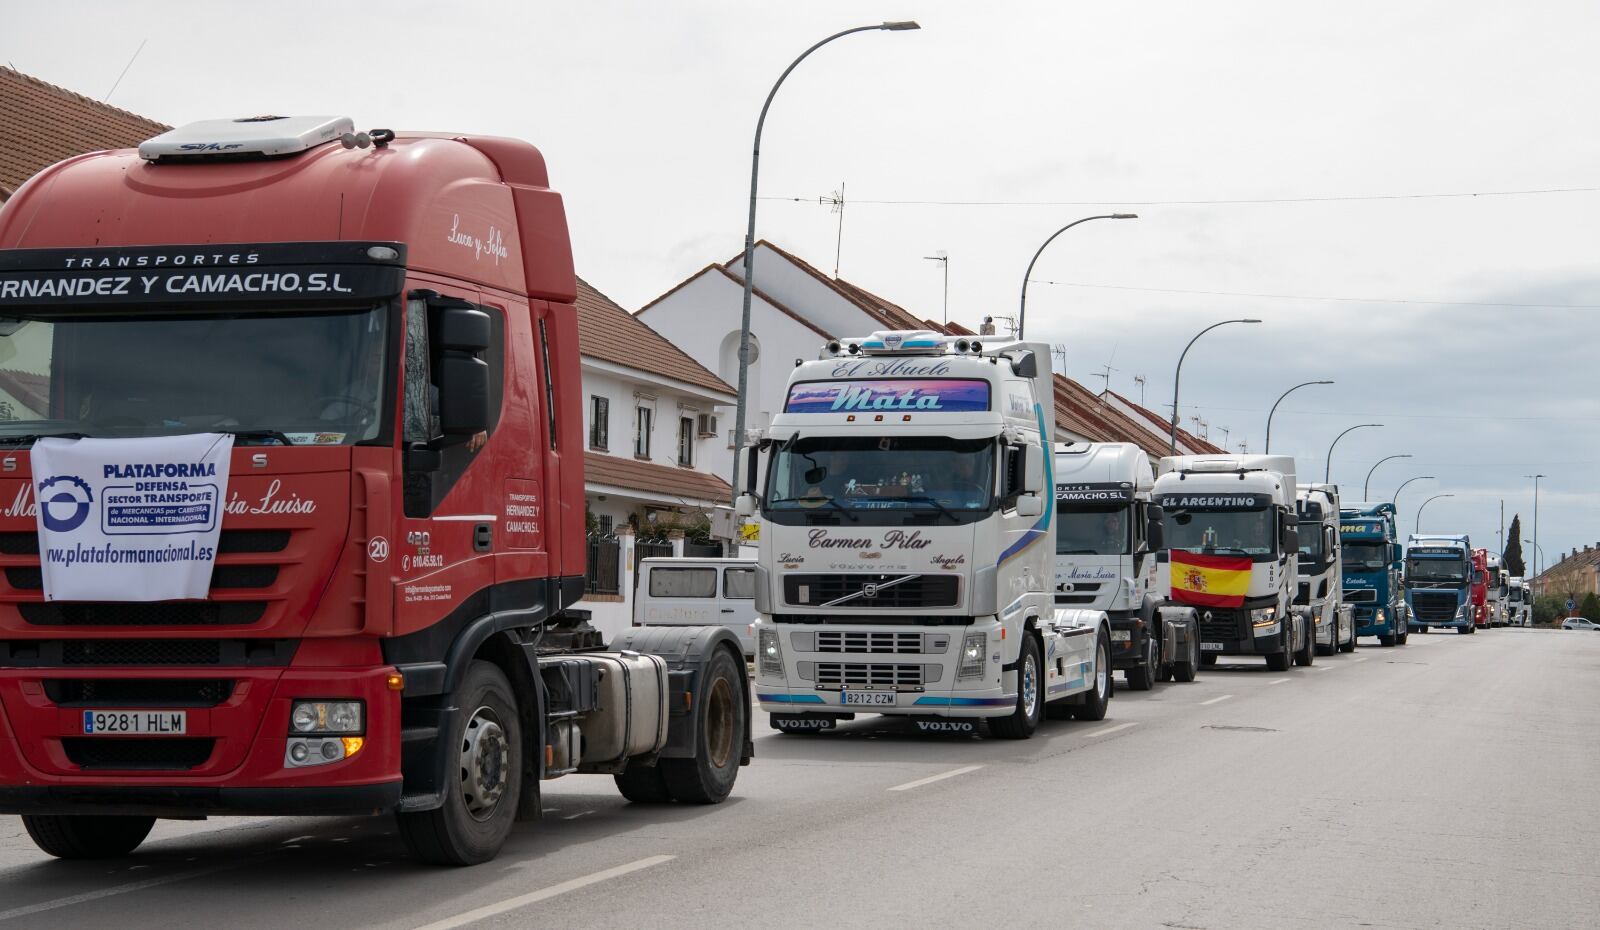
[1470,548,1490,629]
[0,117,748,865]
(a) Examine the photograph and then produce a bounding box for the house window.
[589,396,609,450]
[635,406,652,458]
[678,417,694,467]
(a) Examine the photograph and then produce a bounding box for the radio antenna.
[1133,374,1147,407]
[821,184,845,277]
[105,38,148,102]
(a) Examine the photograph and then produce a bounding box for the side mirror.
[735,494,757,517]
[1146,511,1165,551]
[436,306,492,438]
[1023,444,1044,494]
[1016,494,1044,518]
[1280,521,1298,555]
[1010,351,1038,378]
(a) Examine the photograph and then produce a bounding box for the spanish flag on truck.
[1170,550,1252,607]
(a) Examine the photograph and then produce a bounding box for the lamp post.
[1017,214,1137,340]
[729,20,921,503]
[1325,423,1382,483]
[1415,493,1454,534]
[1392,475,1435,512]
[1363,453,1412,501]
[1525,473,1546,580]
[1168,318,1262,454]
[1264,380,1333,453]
[924,251,948,325]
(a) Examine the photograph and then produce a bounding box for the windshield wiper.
[1058,548,1107,555]
[0,432,88,446]
[225,430,295,446]
[879,494,960,521]
[791,495,858,523]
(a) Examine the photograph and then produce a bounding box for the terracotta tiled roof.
[723,240,940,335]
[0,368,48,413]
[1103,388,1224,454]
[584,451,731,504]
[1053,375,1171,458]
[0,67,169,200]
[576,277,734,398]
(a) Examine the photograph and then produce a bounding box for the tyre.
[1125,637,1156,691]
[1378,633,1396,647]
[22,815,154,859]
[397,660,522,866]
[1157,662,1174,683]
[1172,633,1199,683]
[1266,629,1292,671]
[1397,626,1409,644]
[1339,624,1357,653]
[1200,652,1218,667]
[1069,632,1111,722]
[1295,623,1315,667]
[1456,624,1471,635]
[660,647,745,803]
[990,635,1044,739]
[614,758,671,803]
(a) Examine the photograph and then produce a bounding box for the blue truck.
[1404,533,1476,634]
[1340,504,1409,647]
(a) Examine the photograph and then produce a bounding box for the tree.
[1582,592,1600,622]
[1533,594,1566,625]
[1504,515,1525,577]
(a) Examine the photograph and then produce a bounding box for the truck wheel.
[1456,624,1471,635]
[1339,625,1357,653]
[990,635,1044,738]
[1378,633,1396,647]
[1266,632,1292,671]
[1295,626,1315,667]
[1157,662,1174,683]
[1397,627,1409,644]
[661,647,745,803]
[1173,635,1199,683]
[1069,632,1111,722]
[1200,653,1218,667]
[1125,637,1156,691]
[614,759,671,803]
[21,814,154,859]
[396,660,522,866]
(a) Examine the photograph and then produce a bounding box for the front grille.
[815,662,924,689]
[0,533,37,555]
[1198,610,1244,641]
[1345,588,1377,603]
[1412,591,1458,622]
[816,631,925,654]
[63,640,222,665]
[44,679,234,707]
[62,737,215,771]
[20,602,266,627]
[784,574,958,609]
[772,614,974,626]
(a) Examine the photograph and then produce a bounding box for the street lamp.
[1017,213,1138,339]
[1392,475,1435,512]
[1325,423,1382,483]
[729,20,921,503]
[1363,453,1412,501]
[1168,318,1262,454]
[1415,493,1454,534]
[924,251,948,325]
[1264,380,1333,453]
[1525,473,1546,580]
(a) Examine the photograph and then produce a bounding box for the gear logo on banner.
[37,475,93,532]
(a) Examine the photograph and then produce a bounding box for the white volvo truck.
[740,331,1112,738]
[1154,454,1313,671]
[1297,483,1357,655]
[1054,442,1200,689]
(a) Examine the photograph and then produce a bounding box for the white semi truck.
[1054,442,1200,689]
[1297,483,1357,655]
[740,331,1112,738]
[1485,553,1508,626]
[1507,576,1530,626]
[1154,454,1314,671]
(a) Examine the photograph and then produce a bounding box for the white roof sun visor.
[139,115,356,162]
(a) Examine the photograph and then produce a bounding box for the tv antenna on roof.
[1217,425,1230,447]
[1092,363,1118,394]
[1132,374,1147,408]
[1049,344,1068,374]
[820,184,845,277]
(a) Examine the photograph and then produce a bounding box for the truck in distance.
[1405,534,1476,634]
[1507,576,1530,627]
[0,115,751,866]
[1339,502,1409,646]
[1470,548,1492,630]
[1484,553,1507,626]
[1054,441,1199,689]
[741,331,1112,738]
[1297,483,1356,655]
[1154,455,1313,671]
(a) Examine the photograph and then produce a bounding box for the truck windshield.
[1341,540,1388,571]
[766,436,993,514]
[1299,527,1327,563]
[1162,508,1274,558]
[1056,504,1129,555]
[1407,558,1467,583]
[0,306,389,445]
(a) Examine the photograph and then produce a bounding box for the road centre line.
[1199,694,1233,706]
[0,861,244,923]
[1081,722,1138,738]
[412,855,676,930]
[1317,665,1335,671]
[1350,656,1370,663]
[1268,678,1291,685]
[887,765,984,792]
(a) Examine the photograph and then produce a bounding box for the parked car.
[1560,617,1598,631]
[636,557,758,656]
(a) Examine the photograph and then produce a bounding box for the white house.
[574,278,737,641]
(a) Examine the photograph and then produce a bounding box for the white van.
[635,557,758,656]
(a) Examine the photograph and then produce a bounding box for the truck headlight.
[289,700,364,735]
[958,632,986,680]
[758,628,784,677]
[1374,609,1386,624]
[1250,607,1278,627]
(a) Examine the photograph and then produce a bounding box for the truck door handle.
[474,523,493,552]
[720,608,736,613]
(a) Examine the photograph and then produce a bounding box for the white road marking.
[1200,694,1233,706]
[1317,665,1335,671]
[0,862,243,923]
[562,810,594,821]
[412,855,675,930]
[887,764,984,792]
[1268,678,1291,685]
[1081,722,1138,738]
[1351,656,1370,663]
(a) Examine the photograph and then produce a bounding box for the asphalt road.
[1,627,1594,930]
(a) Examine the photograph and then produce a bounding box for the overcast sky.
[10,1,1599,572]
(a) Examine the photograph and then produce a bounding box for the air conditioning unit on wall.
[697,413,718,437]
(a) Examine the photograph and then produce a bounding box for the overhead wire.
[1026,280,1600,311]
[759,185,1600,208]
